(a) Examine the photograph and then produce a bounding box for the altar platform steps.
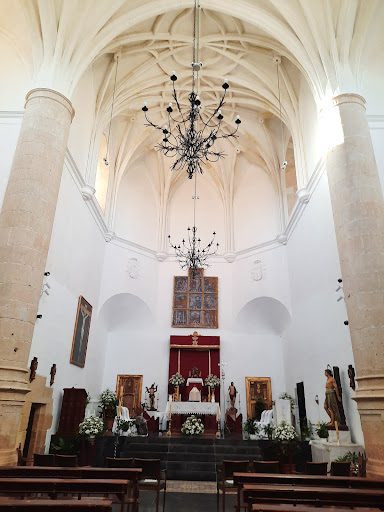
[119,437,262,481]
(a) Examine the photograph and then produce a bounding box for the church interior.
[1,0,384,510]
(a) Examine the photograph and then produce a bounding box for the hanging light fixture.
[103,54,119,166]
[142,0,241,179]
[168,173,219,272]
[274,55,287,171]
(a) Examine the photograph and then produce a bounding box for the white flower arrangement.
[273,421,298,443]
[169,372,185,387]
[181,415,204,436]
[78,414,104,437]
[204,374,220,388]
[118,419,137,437]
[99,389,118,406]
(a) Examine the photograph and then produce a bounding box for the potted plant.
[334,451,358,475]
[301,417,314,441]
[169,372,185,400]
[99,389,118,431]
[316,422,329,443]
[118,419,137,437]
[204,374,220,402]
[244,418,260,440]
[51,437,78,455]
[181,415,204,436]
[273,421,298,473]
[263,424,274,441]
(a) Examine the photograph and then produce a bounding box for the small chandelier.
[142,0,241,179]
[168,173,219,272]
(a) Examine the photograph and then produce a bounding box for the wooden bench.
[0,479,129,512]
[251,505,381,512]
[0,467,142,512]
[243,484,384,511]
[0,497,112,511]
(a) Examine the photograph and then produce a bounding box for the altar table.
[162,401,220,430]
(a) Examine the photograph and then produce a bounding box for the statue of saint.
[50,364,56,387]
[348,364,356,390]
[324,368,342,426]
[146,383,158,410]
[192,367,199,378]
[228,382,237,410]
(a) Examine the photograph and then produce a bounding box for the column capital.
[331,93,366,109]
[25,88,75,120]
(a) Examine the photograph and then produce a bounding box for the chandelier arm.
[172,81,187,129]
[200,89,227,129]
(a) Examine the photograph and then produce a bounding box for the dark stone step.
[167,469,216,481]
[166,461,216,472]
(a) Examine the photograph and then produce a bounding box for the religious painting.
[172,269,218,328]
[189,310,202,326]
[70,296,92,368]
[173,310,187,326]
[189,270,203,292]
[204,294,217,310]
[174,276,188,292]
[174,293,187,309]
[245,377,272,419]
[204,311,217,328]
[189,293,203,310]
[204,277,217,293]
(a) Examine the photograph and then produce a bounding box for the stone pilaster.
[325,93,384,477]
[0,89,74,465]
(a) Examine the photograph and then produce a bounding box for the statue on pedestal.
[324,368,342,427]
[228,382,237,410]
[145,383,158,411]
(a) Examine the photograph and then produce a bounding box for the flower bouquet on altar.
[118,419,137,437]
[181,415,204,436]
[99,389,118,431]
[205,374,220,402]
[78,414,104,439]
[169,372,185,387]
[273,421,299,473]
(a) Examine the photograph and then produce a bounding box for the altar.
[162,401,220,430]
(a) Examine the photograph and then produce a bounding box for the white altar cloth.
[186,378,204,386]
[162,401,220,430]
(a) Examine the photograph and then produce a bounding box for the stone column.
[325,94,384,477]
[0,89,74,465]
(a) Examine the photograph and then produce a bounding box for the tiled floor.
[111,485,236,511]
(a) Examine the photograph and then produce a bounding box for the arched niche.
[234,296,291,335]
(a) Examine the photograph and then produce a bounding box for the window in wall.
[95,134,110,213]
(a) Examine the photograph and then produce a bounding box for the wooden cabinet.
[57,388,87,436]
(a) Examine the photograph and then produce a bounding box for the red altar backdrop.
[168,332,220,401]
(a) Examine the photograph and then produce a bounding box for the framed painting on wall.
[70,296,92,368]
[172,269,218,328]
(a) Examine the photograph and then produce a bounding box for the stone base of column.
[355,381,384,478]
[0,366,31,466]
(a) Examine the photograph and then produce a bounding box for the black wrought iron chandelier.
[142,0,241,180]
[168,173,219,271]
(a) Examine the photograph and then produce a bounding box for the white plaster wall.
[299,77,321,179]
[100,253,287,422]
[284,170,364,446]
[29,161,107,447]
[369,118,384,193]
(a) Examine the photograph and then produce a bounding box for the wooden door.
[246,377,272,419]
[116,375,143,417]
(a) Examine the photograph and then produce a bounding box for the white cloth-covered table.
[162,401,220,430]
[186,378,204,386]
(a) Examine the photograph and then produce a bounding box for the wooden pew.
[233,473,384,512]
[0,497,112,511]
[0,467,142,512]
[251,506,381,512]
[243,484,384,511]
[0,479,129,512]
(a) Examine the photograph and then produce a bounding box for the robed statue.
[228,382,237,410]
[324,368,342,426]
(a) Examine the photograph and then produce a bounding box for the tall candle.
[169,402,172,419]
[335,421,340,445]
[217,405,220,422]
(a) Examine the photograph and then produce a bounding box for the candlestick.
[335,421,340,445]
[169,402,172,419]
[217,404,220,422]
